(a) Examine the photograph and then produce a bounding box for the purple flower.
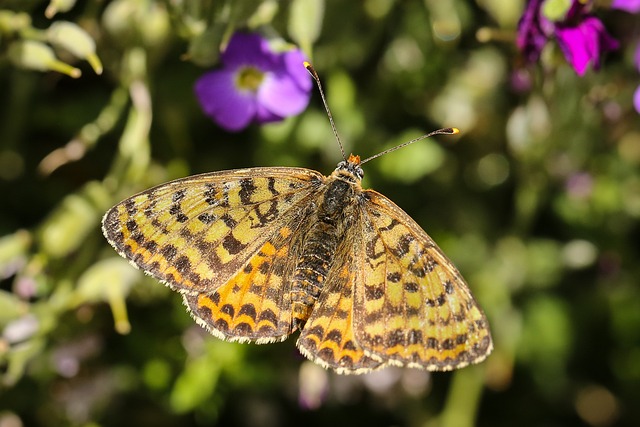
[611,0,640,13]
[517,0,552,63]
[194,32,312,132]
[517,0,619,76]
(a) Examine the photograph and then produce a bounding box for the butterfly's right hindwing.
[182,217,313,343]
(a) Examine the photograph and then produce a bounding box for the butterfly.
[101,63,492,374]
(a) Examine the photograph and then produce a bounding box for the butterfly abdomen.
[291,221,339,326]
[290,177,355,328]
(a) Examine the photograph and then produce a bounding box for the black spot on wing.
[175,255,191,273]
[222,233,245,255]
[239,178,257,204]
[198,213,217,224]
[365,284,385,300]
[172,189,186,203]
[387,272,401,283]
[238,304,257,321]
[161,245,178,261]
[220,304,235,317]
[258,309,278,325]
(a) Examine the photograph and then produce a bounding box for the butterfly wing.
[182,218,312,343]
[102,167,324,341]
[297,233,385,374]
[352,189,493,371]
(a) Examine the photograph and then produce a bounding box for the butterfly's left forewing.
[352,190,493,371]
[103,167,327,344]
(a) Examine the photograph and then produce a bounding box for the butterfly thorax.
[290,158,363,329]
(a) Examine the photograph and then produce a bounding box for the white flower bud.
[8,40,81,78]
[45,0,77,18]
[47,21,102,74]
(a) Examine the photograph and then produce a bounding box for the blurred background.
[1,0,639,426]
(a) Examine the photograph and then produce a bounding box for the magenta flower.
[194,32,312,132]
[517,0,619,76]
[611,0,640,13]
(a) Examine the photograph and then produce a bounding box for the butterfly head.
[334,154,364,183]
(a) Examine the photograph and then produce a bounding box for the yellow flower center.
[236,66,265,92]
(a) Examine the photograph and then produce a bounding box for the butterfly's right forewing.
[182,204,318,343]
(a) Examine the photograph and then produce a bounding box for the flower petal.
[221,32,276,71]
[555,17,618,75]
[611,0,640,13]
[563,0,589,22]
[283,49,313,92]
[634,85,640,115]
[516,0,554,63]
[517,0,550,62]
[555,26,591,75]
[194,69,257,132]
[255,103,284,124]
[257,73,311,119]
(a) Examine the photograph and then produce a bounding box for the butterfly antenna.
[360,127,460,165]
[304,62,347,162]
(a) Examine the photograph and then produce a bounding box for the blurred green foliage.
[1,0,639,426]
